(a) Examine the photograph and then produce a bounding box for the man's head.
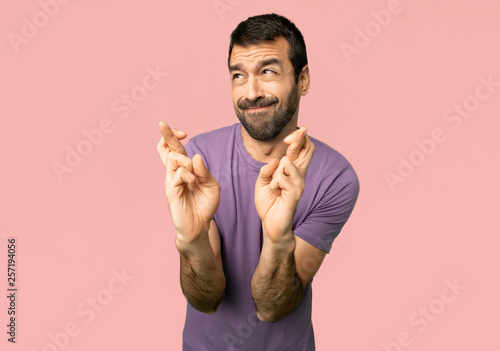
[228,14,310,142]
[228,14,308,83]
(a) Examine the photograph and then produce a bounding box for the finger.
[270,172,294,191]
[159,121,186,139]
[300,135,315,163]
[170,167,197,192]
[192,155,221,195]
[275,156,302,180]
[157,137,169,166]
[284,127,306,162]
[283,127,301,144]
[270,168,305,198]
[167,152,194,180]
[159,121,187,155]
[255,158,280,188]
[272,157,305,193]
[171,128,187,140]
[283,126,306,145]
[293,135,316,178]
[169,152,194,172]
[192,154,214,182]
[261,158,280,179]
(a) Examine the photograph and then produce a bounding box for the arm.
[252,127,328,322]
[178,220,225,313]
[157,122,225,313]
[251,230,326,322]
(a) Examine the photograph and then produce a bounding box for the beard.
[234,83,300,142]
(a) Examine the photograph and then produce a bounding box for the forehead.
[229,36,291,67]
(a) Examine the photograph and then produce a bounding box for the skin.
[157,36,327,322]
[156,123,225,313]
[230,37,306,162]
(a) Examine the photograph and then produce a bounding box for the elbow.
[192,303,220,314]
[254,289,304,323]
[199,306,219,314]
[256,310,288,323]
[203,298,223,314]
[190,292,225,314]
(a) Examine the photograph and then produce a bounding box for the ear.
[298,65,310,96]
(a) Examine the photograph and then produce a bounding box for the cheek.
[232,85,247,106]
[231,91,240,107]
[266,82,290,100]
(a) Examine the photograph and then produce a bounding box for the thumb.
[255,158,279,187]
[192,154,211,181]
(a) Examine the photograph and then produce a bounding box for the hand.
[165,152,220,244]
[157,121,188,166]
[283,126,315,179]
[254,157,305,243]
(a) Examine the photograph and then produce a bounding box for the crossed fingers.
[270,157,305,197]
[156,121,187,166]
[284,126,315,179]
[167,151,196,191]
[257,156,305,199]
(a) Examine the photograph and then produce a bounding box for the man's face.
[229,37,303,142]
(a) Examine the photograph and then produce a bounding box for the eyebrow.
[229,58,282,72]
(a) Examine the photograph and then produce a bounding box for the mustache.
[238,97,278,110]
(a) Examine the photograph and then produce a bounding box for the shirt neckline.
[234,123,268,171]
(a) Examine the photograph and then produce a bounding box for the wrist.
[175,230,210,254]
[262,229,295,253]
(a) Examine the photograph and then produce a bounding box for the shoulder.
[185,124,238,158]
[293,135,360,252]
[308,135,358,187]
[302,134,360,217]
[187,124,237,147]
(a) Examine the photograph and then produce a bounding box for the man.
[157,14,359,351]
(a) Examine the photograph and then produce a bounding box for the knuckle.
[277,174,288,185]
[175,166,185,175]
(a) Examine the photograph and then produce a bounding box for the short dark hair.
[228,13,308,82]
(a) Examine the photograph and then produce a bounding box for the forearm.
[251,233,303,322]
[177,233,226,313]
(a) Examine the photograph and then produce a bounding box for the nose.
[244,75,264,102]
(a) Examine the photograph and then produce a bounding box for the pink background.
[1,0,499,350]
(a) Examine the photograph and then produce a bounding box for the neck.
[241,115,298,163]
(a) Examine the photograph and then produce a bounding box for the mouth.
[247,106,270,112]
[245,102,276,112]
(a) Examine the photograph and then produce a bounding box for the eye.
[263,69,276,75]
[232,73,244,80]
